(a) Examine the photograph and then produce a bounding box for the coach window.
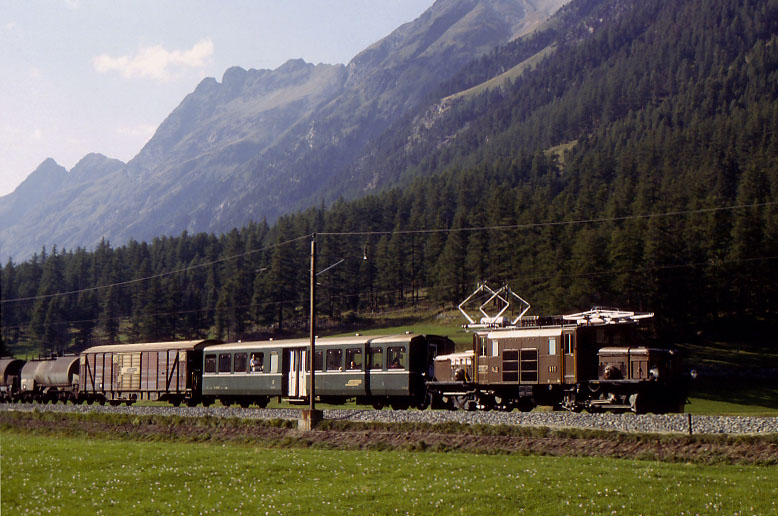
[326,349,343,371]
[250,352,264,372]
[218,353,232,373]
[234,353,248,373]
[204,354,217,373]
[346,348,363,370]
[270,351,279,373]
[387,346,406,369]
[368,349,383,370]
[548,338,557,356]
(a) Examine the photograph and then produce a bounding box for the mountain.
[4,0,778,351]
[0,0,567,262]
[0,154,125,259]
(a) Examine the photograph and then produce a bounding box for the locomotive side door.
[562,331,576,383]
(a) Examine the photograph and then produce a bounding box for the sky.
[0,0,435,197]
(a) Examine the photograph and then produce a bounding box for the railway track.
[2,403,777,435]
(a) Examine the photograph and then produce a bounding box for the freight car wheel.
[256,397,269,409]
[371,400,385,410]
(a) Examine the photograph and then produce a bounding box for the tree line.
[2,0,777,354]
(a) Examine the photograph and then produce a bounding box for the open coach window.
[346,348,363,370]
[250,352,264,372]
[387,346,406,369]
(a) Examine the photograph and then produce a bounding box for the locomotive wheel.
[517,398,535,413]
[371,400,385,410]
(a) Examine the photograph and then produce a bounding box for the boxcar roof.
[204,334,420,352]
[81,339,221,354]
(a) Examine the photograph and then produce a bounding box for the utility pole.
[299,233,322,430]
[309,233,316,412]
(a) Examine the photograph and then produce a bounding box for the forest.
[2,0,777,355]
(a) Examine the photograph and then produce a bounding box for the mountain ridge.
[1,0,568,261]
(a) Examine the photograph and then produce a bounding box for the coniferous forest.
[2,0,777,355]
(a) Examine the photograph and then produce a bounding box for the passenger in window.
[250,353,263,372]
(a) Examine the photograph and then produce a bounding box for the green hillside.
[2,0,777,359]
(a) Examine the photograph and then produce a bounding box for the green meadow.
[2,430,776,515]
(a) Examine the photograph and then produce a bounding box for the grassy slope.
[2,431,776,515]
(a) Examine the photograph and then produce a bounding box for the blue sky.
[0,0,434,196]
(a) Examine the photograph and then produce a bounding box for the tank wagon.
[201,333,455,409]
[0,357,25,402]
[0,355,81,404]
[428,308,688,414]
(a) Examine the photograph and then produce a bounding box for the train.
[0,307,692,414]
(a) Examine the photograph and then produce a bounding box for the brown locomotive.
[429,306,689,414]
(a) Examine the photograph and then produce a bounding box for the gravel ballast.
[2,403,777,435]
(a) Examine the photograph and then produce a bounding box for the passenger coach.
[201,333,455,409]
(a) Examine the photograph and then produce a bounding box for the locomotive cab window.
[250,352,264,372]
[234,353,247,373]
[387,346,406,369]
[326,349,343,371]
[204,354,217,373]
[345,348,363,370]
[368,349,383,370]
[218,353,232,373]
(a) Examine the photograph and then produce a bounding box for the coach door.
[286,348,307,399]
[562,331,576,383]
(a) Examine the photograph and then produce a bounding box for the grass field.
[2,430,777,515]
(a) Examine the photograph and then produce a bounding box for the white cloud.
[63,0,80,10]
[31,128,43,140]
[92,39,214,82]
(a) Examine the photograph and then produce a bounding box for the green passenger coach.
[201,334,455,409]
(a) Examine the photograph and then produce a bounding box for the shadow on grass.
[690,377,778,410]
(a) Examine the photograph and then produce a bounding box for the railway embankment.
[2,405,777,465]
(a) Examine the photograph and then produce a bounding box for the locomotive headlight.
[649,367,660,379]
[690,369,698,380]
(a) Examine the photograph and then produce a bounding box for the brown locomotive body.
[430,309,688,413]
